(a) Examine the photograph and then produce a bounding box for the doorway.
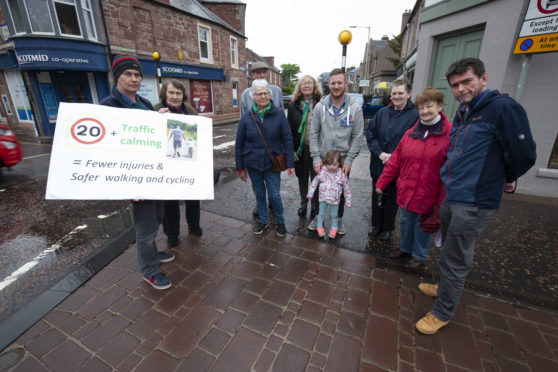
[429,28,484,118]
[51,71,93,104]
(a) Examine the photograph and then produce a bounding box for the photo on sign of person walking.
[166,119,198,161]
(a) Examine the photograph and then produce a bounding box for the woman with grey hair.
[365,77,419,241]
[235,79,295,237]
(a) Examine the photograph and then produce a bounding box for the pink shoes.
[316,227,325,237]
[328,228,338,239]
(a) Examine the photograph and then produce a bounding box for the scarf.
[163,101,185,114]
[296,99,312,157]
[252,102,272,120]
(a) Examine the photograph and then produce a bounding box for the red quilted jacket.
[376,113,452,215]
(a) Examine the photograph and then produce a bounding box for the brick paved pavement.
[1,211,558,371]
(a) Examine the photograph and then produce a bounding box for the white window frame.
[198,24,212,63]
[230,36,238,68]
[6,0,27,36]
[52,0,82,38]
[80,0,97,40]
[24,0,56,35]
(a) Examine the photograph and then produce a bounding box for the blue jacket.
[100,86,154,110]
[366,100,419,180]
[235,104,294,172]
[441,90,536,209]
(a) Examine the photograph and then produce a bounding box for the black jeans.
[163,200,201,238]
[294,146,319,212]
[371,179,398,231]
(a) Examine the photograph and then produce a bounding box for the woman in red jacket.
[375,88,452,269]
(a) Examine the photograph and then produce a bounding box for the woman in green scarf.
[287,75,323,218]
[235,79,295,237]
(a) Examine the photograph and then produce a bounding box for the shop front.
[136,58,225,116]
[7,37,109,136]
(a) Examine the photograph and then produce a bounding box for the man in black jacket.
[100,54,174,290]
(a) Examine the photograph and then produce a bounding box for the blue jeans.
[317,201,339,229]
[132,200,163,277]
[399,208,432,260]
[247,168,284,224]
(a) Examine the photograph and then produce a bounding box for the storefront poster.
[46,103,214,200]
[39,83,58,122]
[138,76,159,105]
[4,70,33,122]
[189,80,213,114]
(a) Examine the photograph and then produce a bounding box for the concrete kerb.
[0,226,135,352]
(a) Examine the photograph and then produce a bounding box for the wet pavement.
[1,211,557,371]
[1,128,557,370]
[0,138,134,327]
[206,146,558,309]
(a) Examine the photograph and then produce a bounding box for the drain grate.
[375,258,558,311]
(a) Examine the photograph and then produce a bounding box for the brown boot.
[416,312,449,334]
[418,283,438,297]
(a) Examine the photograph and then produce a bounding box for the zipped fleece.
[309,94,364,165]
[376,113,452,215]
[440,90,536,209]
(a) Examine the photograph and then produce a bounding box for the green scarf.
[252,102,272,120]
[296,99,311,157]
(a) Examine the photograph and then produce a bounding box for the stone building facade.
[0,0,248,137]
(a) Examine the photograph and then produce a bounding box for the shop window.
[7,0,26,35]
[232,81,238,107]
[80,0,97,40]
[25,0,55,34]
[4,70,33,122]
[198,25,212,62]
[230,37,238,68]
[548,134,558,169]
[5,0,97,39]
[53,0,81,36]
[189,80,213,114]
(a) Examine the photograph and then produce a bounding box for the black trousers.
[163,200,201,238]
[371,179,398,232]
[294,146,319,212]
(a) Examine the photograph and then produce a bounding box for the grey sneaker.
[308,217,318,231]
[337,220,346,235]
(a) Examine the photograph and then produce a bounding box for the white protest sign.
[46,102,214,200]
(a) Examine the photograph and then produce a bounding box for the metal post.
[341,44,347,73]
[156,60,162,91]
[515,54,531,103]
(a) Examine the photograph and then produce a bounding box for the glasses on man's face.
[254,92,269,97]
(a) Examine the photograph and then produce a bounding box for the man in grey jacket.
[308,68,364,234]
[240,61,284,115]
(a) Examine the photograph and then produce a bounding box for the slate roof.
[170,0,245,37]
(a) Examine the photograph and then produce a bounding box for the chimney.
[263,57,275,67]
[401,9,411,33]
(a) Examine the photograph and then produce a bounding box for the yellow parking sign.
[514,33,558,54]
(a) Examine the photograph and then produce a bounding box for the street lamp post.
[338,30,352,73]
[350,25,371,94]
[152,51,162,92]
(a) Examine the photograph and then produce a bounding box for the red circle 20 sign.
[70,118,106,144]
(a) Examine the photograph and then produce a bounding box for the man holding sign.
[100,54,174,290]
